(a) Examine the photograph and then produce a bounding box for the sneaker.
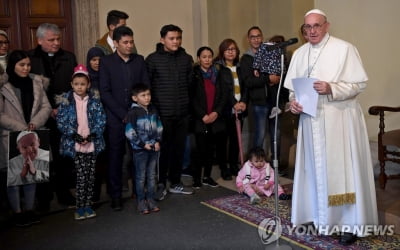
[111,198,122,211]
[84,207,97,218]
[279,193,292,200]
[192,180,202,189]
[202,177,219,187]
[154,183,167,201]
[147,199,160,212]
[25,211,41,225]
[59,196,76,209]
[168,183,193,195]
[74,208,86,220]
[15,213,31,227]
[339,232,357,246]
[278,169,288,177]
[250,194,261,204]
[138,200,149,215]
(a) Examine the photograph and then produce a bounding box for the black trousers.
[158,117,188,186]
[193,129,226,181]
[224,114,244,170]
[36,118,75,209]
[106,122,126,199]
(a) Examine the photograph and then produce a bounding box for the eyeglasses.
[225,48,237,52]
[249,35,262,40]
[0,41,9,46]
[303,22,326,32]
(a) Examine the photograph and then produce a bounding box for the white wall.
[98,0,199,57]
[98,0,400,140]
[316,0,400,140]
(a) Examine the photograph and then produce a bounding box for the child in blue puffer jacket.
[56,64,106,220]
[125,83,163,214]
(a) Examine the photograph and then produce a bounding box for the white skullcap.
[16,131,38,144]
[305,9,327,17]
[0,30,8,38]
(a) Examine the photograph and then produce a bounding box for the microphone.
[263,38,298,51]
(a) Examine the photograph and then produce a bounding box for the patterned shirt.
[252,42,282,75]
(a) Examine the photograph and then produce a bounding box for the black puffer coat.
[145,43,193,119]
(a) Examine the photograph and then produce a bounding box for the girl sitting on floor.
[236,147,291,204]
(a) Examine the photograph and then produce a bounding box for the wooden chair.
[368,106,400,189]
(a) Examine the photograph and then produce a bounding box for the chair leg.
[378,162,387,189]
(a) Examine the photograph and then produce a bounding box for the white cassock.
[284,33,378,236]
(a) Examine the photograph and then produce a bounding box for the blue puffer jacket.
[125,103,163,151]
[56,89,106,158]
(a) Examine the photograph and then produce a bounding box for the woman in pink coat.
[236,147,291,204]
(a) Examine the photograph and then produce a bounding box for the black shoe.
[91,194,100,203]
[230,166,239,176]
[339,232,357,246]
[193,179,202,189]
[202,177,219,187]
[37,201,50,213]
[25,211,40,225]
[278,170,288,177]
[59,196,76,208]
[221,169,232,180]
[111,198,122,211]
[154,183,167,201]
[15,213,31,227]
[278,193,292,200]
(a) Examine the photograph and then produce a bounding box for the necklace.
[307,34,330,78]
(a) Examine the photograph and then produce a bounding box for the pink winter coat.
[236,160,282,197]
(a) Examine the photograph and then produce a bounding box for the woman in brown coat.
[0,50,51,226]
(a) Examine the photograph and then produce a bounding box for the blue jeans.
[252,105,270,148]
[133,150,158,201]
[182,135,191,170]
[252,105,280,159]
[7,183,36,212]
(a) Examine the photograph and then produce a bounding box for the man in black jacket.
[99,26,149,211]
[146,24,193,198]
[240,26,281,156]
[28,23,77,210]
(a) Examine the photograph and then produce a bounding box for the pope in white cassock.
[284,9,378,246]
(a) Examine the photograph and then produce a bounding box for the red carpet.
[202,189,400,249]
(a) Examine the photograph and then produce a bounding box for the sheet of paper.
[292,77,319,117]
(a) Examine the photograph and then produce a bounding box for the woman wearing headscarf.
[86,47,106,202]
[0,50,51,226]
[86,47,104,91]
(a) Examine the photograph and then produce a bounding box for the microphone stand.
[264,51,292,250]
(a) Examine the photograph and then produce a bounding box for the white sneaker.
[168,183,193,195]
[154,183,167,201]
[250,194,261,204]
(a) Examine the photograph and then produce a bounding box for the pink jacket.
[236,160,277,197]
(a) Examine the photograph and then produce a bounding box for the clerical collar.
[48,53,54,57]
